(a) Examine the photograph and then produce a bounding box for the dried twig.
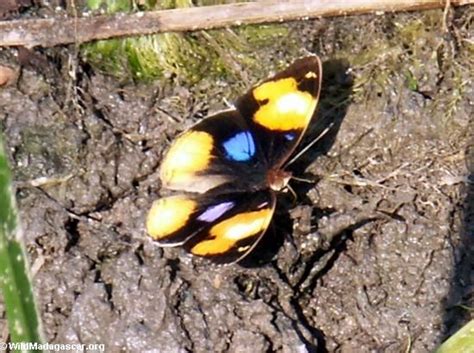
[0,0,472,48]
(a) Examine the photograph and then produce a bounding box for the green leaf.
[435,320,474,353]
[0,133,43,346]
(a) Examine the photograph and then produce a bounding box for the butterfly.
[146,55,322,264]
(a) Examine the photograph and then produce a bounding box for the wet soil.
[0,5,473,353]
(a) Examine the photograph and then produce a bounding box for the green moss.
[81,0,288,83]
[330,11,445,103]
[329,9,471,140]
[405,69,419,91]
[87,0,133,12]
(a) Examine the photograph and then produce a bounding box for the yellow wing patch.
[160,131,216,190]
[252,77,317,131]
[146,196,197,240]
[191,208,273,256]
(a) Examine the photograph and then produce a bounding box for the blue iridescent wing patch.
[222,131,256,162]
[197,201,235,222]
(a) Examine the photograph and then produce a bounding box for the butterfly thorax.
[267,168,292,191]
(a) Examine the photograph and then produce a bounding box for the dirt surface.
[0,5,473,353]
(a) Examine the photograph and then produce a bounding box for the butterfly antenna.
[286,122,334,167]
[286,184,298,205]
[291,175,315,184]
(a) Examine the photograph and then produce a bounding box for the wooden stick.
[0,0,472,48]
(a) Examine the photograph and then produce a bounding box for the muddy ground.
[0,4,473,353]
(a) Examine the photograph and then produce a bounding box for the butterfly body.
[147,55,322,264]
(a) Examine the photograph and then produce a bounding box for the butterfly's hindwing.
[146,190,276,263]
[183,190,276,263]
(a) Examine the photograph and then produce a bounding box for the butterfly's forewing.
[235,55,322,168]
[147,190,276,264]
[160,110,267,194]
